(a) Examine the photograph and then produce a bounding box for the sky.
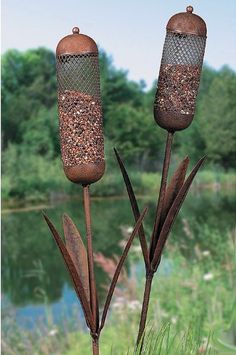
[2,0,236,88]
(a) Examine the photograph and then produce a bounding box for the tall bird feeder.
[44,27,147,355]
[113,7,208,346]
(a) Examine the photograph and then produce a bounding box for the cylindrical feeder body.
[56,27,105,185]
[154,6,207,131]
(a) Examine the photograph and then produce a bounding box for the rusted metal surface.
[136,272,154,347]
[149,132,173,259]
[56,27,98,56]
[64,162,105,185]
[167,6,207,37]
[83,185,99,329]
[151,156,206,270]
[63,213,90,302]
[154,110,194,132]
[43,213,95,331]
[161,156,189,225]
[114,148,149,269]
[92,338,99,355]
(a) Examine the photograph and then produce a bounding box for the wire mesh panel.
[57,53,101,99]
[154,32,206,117]
[56,53,104,168]
[161,32,206,66]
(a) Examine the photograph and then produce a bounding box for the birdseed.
[155,64,201,115]
[58,90,104,167]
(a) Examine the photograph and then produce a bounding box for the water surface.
[2,190,235,330]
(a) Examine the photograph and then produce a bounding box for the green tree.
[99,50,144,123]
[105,103,165,167]
[1,47,236,201]
[21,105,59,158]
[199,66,236,168]
[2,48,57,147]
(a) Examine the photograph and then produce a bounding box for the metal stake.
[136,272,154,346]
[83,185,99,354]
[92,337,99,355]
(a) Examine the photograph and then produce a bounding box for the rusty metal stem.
[92,337,99,355]
[83,185,97,327]
[150,131,174,258]
[136,273,154,346]
[137,132,173,347]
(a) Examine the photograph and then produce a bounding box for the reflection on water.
[2,284,85,331]
[1,190,236,329]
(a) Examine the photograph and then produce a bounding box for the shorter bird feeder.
[56,27,105,185]
[154,6,207,131]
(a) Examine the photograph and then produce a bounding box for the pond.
[1,189,236,331]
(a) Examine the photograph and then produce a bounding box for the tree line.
[2,48,236,200]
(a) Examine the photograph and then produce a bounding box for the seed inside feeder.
[155,64,201,115]
[58,90,104,167]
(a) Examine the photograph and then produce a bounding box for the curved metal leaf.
[161,156,189,223]
[151,156,206,269]
[63,214,90,303]
[114,148,149,269]
[150,157,189,259]
[43,213,95,332]
[149,132,174,260]
[99,207,148,332]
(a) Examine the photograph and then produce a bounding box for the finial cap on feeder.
[56,27,98,56]
[166,6,207,37]
[72,26,80,34]
[186,6,193,13]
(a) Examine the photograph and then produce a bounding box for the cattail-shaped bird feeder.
[56,27,105,185]
[44,26,149,355]
[154,6,207,131]
[131,7,207,345]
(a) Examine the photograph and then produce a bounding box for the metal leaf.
[161,156,190,224]
[114,148,149,269]
[149,132,174,261]
[150,157,189,259]
[151,156,206,269]
[99,207,148,332]
[43,213,95,332]
[63,214,90,303]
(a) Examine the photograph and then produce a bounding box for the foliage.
[2,143,66,201]
[2,146,235,202]
[2,48,57,146]
[199,66,236,168]
[1,48,236,201]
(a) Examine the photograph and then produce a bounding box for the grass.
[2,224,235,354]
[2,166,236,207]
[1,314,215,355]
